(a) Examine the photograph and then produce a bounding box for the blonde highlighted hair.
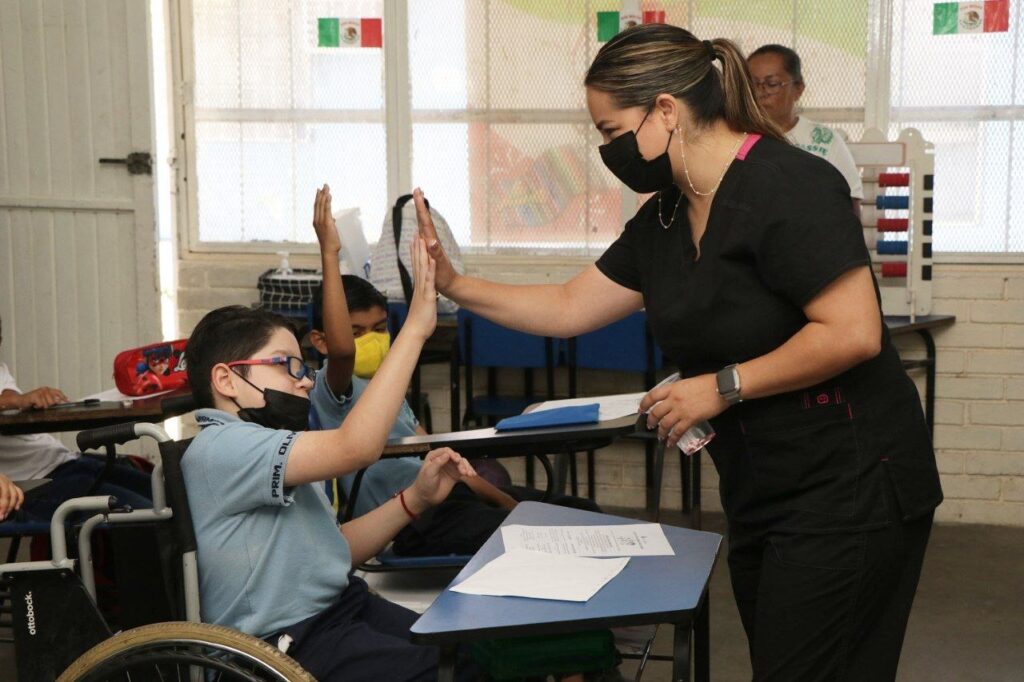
[585,24,786,141]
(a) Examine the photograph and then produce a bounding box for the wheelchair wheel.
[56,621,314,681]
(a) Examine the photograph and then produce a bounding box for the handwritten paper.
[450,549,628,602]
[501,524,674,557]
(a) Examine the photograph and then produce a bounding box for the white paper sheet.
[81,387,174,403]
[501,524,674,557]
[450,549,629,602]
[530,393,646,422]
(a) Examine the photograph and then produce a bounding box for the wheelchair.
[0,421,314,681]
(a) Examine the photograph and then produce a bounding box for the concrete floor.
[617,510,1024,682]
[2,511,1022,681]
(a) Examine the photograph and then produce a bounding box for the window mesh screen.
[891,0,1022,252]
[187,1,1024,255]
[192,0,387,243]
[408,0,867,255]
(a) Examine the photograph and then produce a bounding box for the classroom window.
[181,0,1020,255]
[189,0,388,245]
[890,0,1023,253]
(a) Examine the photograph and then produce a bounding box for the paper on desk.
[450,549,628,602]
[501,524,674,557]
[81,387,174,403]
[530,393,645,421]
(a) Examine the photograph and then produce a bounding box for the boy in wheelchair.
[181,230,483,680]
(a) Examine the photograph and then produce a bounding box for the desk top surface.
[410,501,722,644]
[0,389,193,436]
[383,414,638,457]
[884,314,956,334]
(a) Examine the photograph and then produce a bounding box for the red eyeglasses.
[227,356,315,381]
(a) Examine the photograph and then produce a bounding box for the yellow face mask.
[353,331,391,378]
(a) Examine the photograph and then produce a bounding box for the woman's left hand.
[639,374,728,449]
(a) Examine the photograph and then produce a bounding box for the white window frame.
[170,0,1023,262]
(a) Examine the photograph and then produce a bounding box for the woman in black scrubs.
[415,24,941,682]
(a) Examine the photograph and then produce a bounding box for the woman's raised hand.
[413,188,458,295]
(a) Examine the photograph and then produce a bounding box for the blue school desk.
[411,501,722,682]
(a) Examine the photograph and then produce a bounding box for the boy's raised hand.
[404,233,437,341]
[413,188,458,294]
[313,184,342,254]
[406,447,476,511]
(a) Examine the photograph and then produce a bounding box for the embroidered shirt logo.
[811,126,834,146]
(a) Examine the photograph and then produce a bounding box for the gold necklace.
[679,128,747,197]
[657,190,684,230]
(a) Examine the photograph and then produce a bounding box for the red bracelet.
[397,489,418,520]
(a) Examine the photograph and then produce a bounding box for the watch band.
[716,363,742,405]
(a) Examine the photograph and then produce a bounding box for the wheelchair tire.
[56,620,314,681]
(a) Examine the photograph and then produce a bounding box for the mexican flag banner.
[597,3,666,42]
[318,17,383,48]
[933,1,1010,34]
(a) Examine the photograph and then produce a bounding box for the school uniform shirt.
[787,116,864,199]
[0,362,77,480]
[183,409,351,639]
[309,369,422,518]
[596,134,942,534]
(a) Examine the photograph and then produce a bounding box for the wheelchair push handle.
[77,421,172,452]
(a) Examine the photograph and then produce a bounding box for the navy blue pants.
[269,576,482,681]
[19,456,152,522]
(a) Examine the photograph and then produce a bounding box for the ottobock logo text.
[24,591,37,636]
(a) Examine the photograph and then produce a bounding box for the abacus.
[848,128,934,319]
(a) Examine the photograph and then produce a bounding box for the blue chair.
[387,301,457,432]
[572,312,684,513]
[452,309,559,431]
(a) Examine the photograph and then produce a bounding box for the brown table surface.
[0,389,194,436]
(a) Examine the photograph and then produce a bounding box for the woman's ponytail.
[711,38,786,141]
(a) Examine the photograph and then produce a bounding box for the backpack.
[370,194,463,313]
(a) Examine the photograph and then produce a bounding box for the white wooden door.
[0,0,160,402]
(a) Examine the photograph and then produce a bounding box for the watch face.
[717,366,740,399]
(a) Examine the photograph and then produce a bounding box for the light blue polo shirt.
[309,369,422,518]
[184,409,351,639]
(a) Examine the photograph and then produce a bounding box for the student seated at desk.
[0,473,24,520]
[0,316,152,522]
[309,187,599,557]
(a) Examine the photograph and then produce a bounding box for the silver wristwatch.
[716,364,742,405]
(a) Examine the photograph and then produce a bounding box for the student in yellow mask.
[307,188,600,558]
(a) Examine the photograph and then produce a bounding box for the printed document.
[450,549,628,602]
[501,523,674,557]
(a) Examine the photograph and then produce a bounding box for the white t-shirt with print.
[0,363,77,480]
[787,117,864,199]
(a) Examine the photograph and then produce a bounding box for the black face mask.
[598,108,675,193]
[231,371,311,432]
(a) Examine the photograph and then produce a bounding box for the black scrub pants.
[726,476,933,682]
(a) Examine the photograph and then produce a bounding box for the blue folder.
[495,404,600,432]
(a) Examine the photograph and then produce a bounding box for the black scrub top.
[597,135,942,533]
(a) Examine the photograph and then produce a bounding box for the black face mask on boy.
[230,371,311,432]
[598,107,675,194]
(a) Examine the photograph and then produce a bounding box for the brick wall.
[177,255,1024,526]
